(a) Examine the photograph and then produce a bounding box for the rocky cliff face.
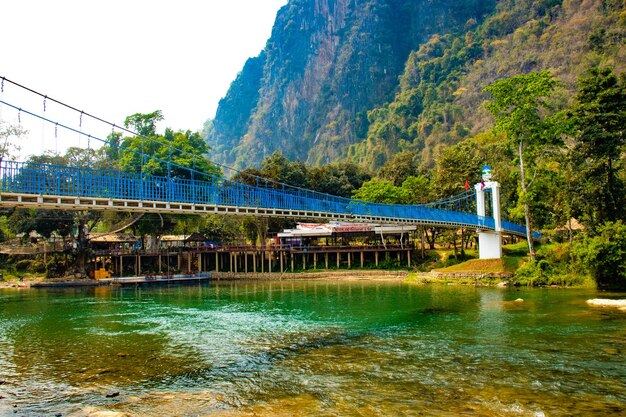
[207,0,496,169]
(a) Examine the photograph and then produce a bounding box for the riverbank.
[407,270,513,286]
[0,270,410,288]
[211,270,410,281]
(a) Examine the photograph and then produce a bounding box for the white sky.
[0,0,287,158]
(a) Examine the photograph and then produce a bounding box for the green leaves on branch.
[124,110,164,137]
[484,70,563,146]
[571,221,626,288]
[351,175,431,205]
[113,112,220,180]
[567,66,626,228]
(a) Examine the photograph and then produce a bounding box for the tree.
[116,128,219,180]
[232,168,264,186]
[433,139,483,198]
[571,221,626,288]
[9,209,74,240]
[484,70,562,260]
[200,215,243,245]
[118,111,221,180]
[99,132,123,170]
[123,110,164,137]
[0,121,26,159]
[400,175,432,204]
[260,151,308,188]
[378,151,419,186]
[568,67,626,229]
[307,161,371,198]
[352,178,407,204]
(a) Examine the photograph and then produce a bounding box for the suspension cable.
[0,79,482,211]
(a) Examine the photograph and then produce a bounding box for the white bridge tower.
[475,165,502,259]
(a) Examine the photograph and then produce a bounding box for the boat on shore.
[102,271,211,286]
[26,272,211,288]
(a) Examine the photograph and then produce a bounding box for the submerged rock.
[88,412,127,417]
[71,407,128,417]
[587,299,626,311]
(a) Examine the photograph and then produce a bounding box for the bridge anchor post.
[475,180,502,259]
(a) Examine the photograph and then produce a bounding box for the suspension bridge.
[0,77,528,237]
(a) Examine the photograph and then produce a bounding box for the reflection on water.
[0,281,624,416]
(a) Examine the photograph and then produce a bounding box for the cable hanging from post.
[42,95,47,153]
[0,97,527,233]
[54,122,59,155]
[0,99,219,185]
[78,110,84,149]
[112,124,121,173]
[0,76,345,195]
[0,77,485,215]
[0,77,4,120]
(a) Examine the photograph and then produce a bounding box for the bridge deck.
[0,160,527,236]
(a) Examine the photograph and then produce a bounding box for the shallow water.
[0,281,624,416]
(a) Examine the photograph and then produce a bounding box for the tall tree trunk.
[426,227,437,250]
[519,139,535,261]
[452,232,458,258]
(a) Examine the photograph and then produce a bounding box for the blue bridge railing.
[0,160,529,235]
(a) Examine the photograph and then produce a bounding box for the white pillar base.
[478,231,502,259]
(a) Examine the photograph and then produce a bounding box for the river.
[0,280,624,416]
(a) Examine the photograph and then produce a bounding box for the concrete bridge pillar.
[475,180,502,259]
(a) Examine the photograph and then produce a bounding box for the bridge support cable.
[0,77,533,237]
[0,93,523,238]
[0,159,529,236]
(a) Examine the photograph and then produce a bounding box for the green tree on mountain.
[484,70,564,260]
[567,66,626,229]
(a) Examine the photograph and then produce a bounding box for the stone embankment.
[410,271,514,286]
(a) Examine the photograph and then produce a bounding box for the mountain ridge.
[206,0,625,171]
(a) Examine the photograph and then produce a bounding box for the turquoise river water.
[0,280,625,416]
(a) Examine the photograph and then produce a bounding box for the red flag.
[464,180,469,191]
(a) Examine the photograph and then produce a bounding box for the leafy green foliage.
[567,66,626,228]
[260,152,308,188]
[0,121,26,159]
[484,70,561,144]
[233,151,371,198]
[377,151,420,186]
[117,128,219,180]
[571,221,626,288]
[351,175,432,205]
[401,175,432,204]
[199,215,243,245]
[352,179,406,204]
[8,209,74,239]
[124,110,164,137]
[484,70,564,257]
[307,161,372,198]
